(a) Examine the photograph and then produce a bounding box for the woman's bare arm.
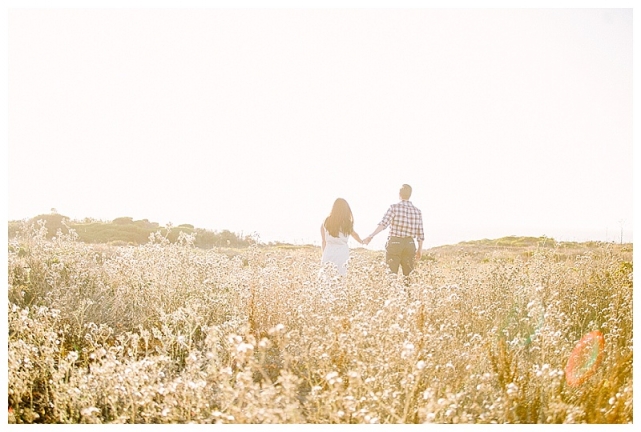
[351,231,364,244]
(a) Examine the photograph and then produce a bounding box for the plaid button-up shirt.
[379,200,425,241]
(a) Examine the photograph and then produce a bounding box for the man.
[363,184,424,278]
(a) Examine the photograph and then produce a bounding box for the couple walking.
[320,184,424,278]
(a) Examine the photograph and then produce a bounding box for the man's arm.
[416,239,423,260]
[364,207,393,245]
[415,211,425,259]
[363,224,386,245]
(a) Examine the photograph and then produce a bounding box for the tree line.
[7,213,254,249]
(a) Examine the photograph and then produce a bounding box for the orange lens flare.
[565,331,605,387]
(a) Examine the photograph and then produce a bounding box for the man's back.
[381,200,424,241]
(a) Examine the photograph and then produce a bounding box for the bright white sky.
[6,2,635,250]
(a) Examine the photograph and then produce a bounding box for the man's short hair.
[400,184,412,200]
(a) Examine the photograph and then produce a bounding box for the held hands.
[362,235,372,245]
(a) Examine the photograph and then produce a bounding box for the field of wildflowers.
[7,222,633,423]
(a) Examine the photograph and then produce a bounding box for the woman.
[320,198,364,276]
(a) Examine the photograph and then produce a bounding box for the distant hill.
[429,235,627,250]
[423,235,632,262]
[7,213,253,249]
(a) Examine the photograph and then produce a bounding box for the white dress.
[321,228,350,276]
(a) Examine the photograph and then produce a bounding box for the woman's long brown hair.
[324,198,354,237]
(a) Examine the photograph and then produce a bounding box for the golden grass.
[7,222,633,423]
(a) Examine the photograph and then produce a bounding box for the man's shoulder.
[407,201,422,214]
